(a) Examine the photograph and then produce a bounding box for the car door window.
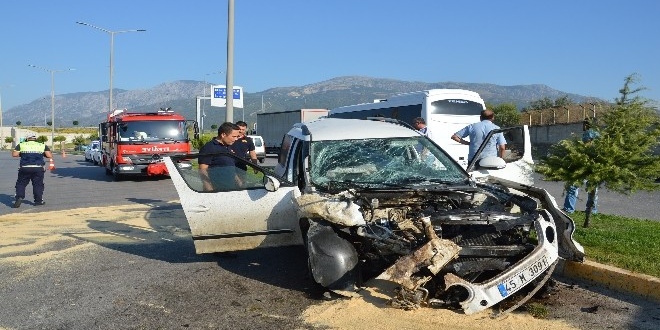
[500,126,526,163]
[172,153,267,193]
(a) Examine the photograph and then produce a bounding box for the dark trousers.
[15,167,45,201]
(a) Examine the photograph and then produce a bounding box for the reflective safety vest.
[17,141,47,167]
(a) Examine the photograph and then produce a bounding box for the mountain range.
[4,76,601,128]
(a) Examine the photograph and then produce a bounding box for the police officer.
[12,135,52,208]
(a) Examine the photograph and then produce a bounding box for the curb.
[555,259,660,302]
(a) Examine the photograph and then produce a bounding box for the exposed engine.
[297,183,551,313]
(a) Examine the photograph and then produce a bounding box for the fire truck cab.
[99,107,198,181]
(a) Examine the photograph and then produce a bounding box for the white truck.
[256,108,329,154]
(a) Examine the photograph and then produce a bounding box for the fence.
[521,102,610,126]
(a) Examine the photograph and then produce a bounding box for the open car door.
[467,125,535,185]
[164,153,302,254]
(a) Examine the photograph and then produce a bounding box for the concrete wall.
[529,122,583,158]
[530,122,584,144]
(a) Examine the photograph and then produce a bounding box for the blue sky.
[1,0,659,110]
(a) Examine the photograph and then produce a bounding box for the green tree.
[16,121,21,126]
[210,124,218,130]
[553,95,574,107]
[73,120,79,126]
[525,96,574,111]
[527,97,554,110]
[489,103,521,127]
[191,133,214,150]
[73,134,87,148]
[47,121,52,127]
[36,135,48,144]
[536,74,660,227]
[53,135,67,152]
[3,136,13,150]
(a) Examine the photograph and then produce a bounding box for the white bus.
[329,89,534,184]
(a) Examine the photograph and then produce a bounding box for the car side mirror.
[478,156,506,169]
[264,175,281,192]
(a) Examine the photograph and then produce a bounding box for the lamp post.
[76,22,145,112]
[28,65,74,149]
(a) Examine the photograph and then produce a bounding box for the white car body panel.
[164,158,302,253]
[472,126,535,186]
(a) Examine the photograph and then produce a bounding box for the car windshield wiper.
[400,176,468,186]
[320,179,409,192]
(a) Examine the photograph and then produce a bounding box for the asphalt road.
[1,151,659,329]
[0,151,180,216]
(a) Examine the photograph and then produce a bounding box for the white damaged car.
[164,117,584,315]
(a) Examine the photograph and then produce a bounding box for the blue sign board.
[213,87,242,99]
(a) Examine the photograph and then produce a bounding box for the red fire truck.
[99,108,198,181]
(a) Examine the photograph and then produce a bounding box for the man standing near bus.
[412,117,434,140]
[450,109,506,164]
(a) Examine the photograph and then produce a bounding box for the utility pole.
[29,65,75,149]
[225,0,235,122]
[76,22,146,112]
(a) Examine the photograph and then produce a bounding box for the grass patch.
[525,302,549,319]
[570,212,660,278]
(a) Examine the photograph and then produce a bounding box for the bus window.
[429,99,485,115]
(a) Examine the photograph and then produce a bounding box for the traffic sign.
[211,85,243,108]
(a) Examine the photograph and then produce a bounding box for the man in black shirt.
[198,122,241,191]
[231,121,258,170]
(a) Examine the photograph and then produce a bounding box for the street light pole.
[28,65,74,149]
[76,22,146,112]
[0,84,11,149]
[226,0,235,122]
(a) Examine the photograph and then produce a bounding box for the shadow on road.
[64,201,316,295]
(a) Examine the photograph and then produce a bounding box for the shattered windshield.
[118,121,187,142]
[310,137,468,190]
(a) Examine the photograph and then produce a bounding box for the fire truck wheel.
[112,166,123,181]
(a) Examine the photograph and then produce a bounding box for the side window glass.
[291,141,309,190]
[278,135,292,165]
[173,154,266,193]
[501,127,525,163]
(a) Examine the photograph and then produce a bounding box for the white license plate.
[497,254,550,297]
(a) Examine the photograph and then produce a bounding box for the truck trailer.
[256,108,329,154]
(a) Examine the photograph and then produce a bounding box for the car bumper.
[444,210,560,315]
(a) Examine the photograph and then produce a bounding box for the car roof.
[287,118,420,141]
